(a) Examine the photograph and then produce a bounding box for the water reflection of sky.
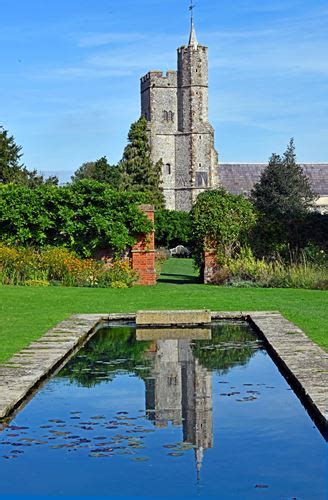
[0,323,326,499]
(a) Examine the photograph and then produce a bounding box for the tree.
[0,126,24,184]
[120,117,165,208]
[190,189,256,269]
[251,139,317,254]
[0,125,58,187]
[71,156,121,189]
[155,209,192,248]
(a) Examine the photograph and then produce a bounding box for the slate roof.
[220,163,328,197]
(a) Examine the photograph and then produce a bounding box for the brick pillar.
[202,238,218,284]
[203,249,218,284]
[132,204,157,286]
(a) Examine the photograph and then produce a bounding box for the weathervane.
[189,0,195,22]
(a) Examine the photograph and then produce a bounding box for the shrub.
[190,189,257,269]
[222,246,328,290]
[105,260,138,288]
[25,279,50,287]
[209,267,230,285]
[0,245,137,288]
[0,180,152,256]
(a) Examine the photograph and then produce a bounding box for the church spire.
[188,0,198,48]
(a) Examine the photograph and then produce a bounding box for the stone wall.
[141,71,178,210]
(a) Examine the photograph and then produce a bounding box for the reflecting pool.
[0,321,326,498]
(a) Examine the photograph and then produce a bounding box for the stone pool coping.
[0,311,327,438]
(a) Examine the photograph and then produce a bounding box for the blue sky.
[1,0,327,181]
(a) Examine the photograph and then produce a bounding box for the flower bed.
[0,246,137,288]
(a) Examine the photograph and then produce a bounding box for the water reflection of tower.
[145,340,183,427]
[180,340,213,479]
[144,336,213,477]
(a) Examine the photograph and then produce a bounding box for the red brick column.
[203,249,218,284]
[132,204,156,286]
[202,238,218,284]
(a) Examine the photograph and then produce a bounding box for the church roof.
[220,163,328,197]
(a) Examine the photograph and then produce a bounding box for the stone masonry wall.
[141,71,178,210]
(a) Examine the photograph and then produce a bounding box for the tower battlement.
[177,45,207,54]
[141,71,177,93]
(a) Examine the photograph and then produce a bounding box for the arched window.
[163,110,168,121]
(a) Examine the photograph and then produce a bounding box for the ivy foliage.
[120,117,165,209]
[155,209,192,248]
[0,180,152,256]
[190,189,257,268]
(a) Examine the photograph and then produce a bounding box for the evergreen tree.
[71,156,121,189]
[0,126,24,183]
[251,139,317,254]
[0,126,58,186]
[120,117,165,208]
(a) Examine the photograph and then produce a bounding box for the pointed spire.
[189,18,198,48]
[188,0,198,48]
[195,447,204,481]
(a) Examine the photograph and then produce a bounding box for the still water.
[0,322,326,499]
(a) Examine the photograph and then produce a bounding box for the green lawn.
[0,258,327,362]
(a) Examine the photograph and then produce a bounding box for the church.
[140,15,328,212]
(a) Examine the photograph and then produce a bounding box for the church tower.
[140,8,219,211]
[175,15,219,211]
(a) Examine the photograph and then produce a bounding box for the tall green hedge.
[0,180,152,256]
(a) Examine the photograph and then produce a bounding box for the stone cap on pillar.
[139,204,155,212]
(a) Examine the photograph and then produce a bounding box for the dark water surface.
[0,322,326,499]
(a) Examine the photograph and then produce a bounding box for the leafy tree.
[0,180,152,256]
[155,209,192,248]
[190,189,256,269]
[71,156,121,189]
[120,117,165,208]
[0,125,58,187]
[251,139,317,254]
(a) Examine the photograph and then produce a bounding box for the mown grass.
[0,258,327,363]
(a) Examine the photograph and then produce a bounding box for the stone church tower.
[141,17,219,211]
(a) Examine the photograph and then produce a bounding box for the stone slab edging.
[0,311,327,438]
[0,313,134,420]
[136,309,211,325]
